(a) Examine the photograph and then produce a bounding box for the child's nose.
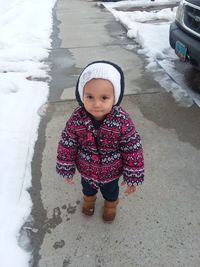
[94,100,101,107]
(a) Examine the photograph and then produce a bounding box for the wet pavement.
[27,0,200,266]
[173,61,200,94]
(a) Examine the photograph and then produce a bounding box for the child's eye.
[87,95,93,99]
[102,96,109,100]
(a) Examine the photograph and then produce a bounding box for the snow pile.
[0,0,56,266]
[102,0,178,66]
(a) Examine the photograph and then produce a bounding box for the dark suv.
[169,0,200,69]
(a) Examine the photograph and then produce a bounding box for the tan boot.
[82,195,97,216]
[103,200,119,222]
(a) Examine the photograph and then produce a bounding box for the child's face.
[83,79,115,121]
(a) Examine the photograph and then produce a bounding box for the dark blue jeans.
[81,177,119,201]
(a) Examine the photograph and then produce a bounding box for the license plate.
[175,41,187,62]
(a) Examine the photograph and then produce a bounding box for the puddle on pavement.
[135,92,200,149]
[183,67,200,94]
[62,258,71,267]
[172,60,200,95]
[53,240,65,249]
[67,204,77,214]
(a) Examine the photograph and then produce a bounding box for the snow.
[102,0,178,63]
[101,0,200,107]
[0,0,56,266]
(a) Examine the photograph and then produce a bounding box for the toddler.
[56,60,144,222]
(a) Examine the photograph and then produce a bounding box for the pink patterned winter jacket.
[56,106,144,188]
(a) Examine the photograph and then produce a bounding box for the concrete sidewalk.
[30,0,200,266]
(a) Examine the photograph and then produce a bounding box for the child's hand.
[121,181,136,195]
[65,178,74,185]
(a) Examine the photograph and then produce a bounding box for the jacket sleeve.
[120,116,144,186]
[56,113,78,180]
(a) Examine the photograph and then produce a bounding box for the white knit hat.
[77,62,122,105]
